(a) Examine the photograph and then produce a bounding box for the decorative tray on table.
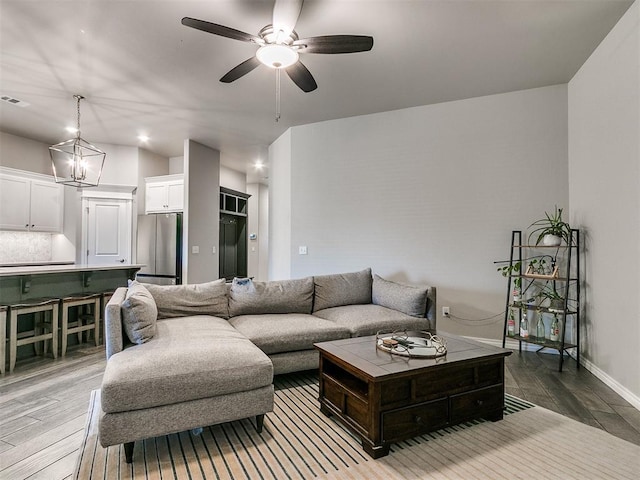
[376,330,447,358]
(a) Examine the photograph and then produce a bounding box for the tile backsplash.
[0,231,52,264]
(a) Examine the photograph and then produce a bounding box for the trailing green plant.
[528,206,573,245]
[497,261,523,291]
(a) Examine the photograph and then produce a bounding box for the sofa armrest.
[104,287,128,359]
[425,286,436,330]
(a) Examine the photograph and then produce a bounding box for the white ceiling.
[0,0,633,183]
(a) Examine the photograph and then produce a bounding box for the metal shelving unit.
[501,229,581,372]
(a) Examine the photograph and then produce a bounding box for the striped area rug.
[74,372,640,479]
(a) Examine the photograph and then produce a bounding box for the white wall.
[247,183,269,281]
[183,139,220,284]
[258,183,269,281]
[93,143,139,186]
[169,156,184,174]
[137,148,169,215]
[270,85,569,338]
[268,129,293,280]
[568,1,639,404]
[220,166,246,193]
[0,131,50,174]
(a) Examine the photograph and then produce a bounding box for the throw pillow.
[372,274,429,318]
[313,268,372,312]
[122,281,158,344]
[143,278,229,319]
[229,277,314,316]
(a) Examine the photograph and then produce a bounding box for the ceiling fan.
[181,0,374,93]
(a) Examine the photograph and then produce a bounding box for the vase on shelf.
[550,315,560,342]
[507,310,516,337]
[520,314,529,339]
[536,316,545,341]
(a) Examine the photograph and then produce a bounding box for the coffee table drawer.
[382,398,448,442]
[450,385,503,423]
[322,376,369,429]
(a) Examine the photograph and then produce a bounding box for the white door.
[85,198,132,265]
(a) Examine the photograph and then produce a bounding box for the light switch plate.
[192,246,199,254]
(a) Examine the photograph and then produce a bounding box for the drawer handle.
[476,399,484,406]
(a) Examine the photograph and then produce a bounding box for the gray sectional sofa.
[99,268,435,462]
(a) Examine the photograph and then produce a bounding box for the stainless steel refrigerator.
[136,213,183,285]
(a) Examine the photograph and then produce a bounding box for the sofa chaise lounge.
[99,268,436,462]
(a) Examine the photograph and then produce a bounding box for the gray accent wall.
[568,1,639,405]
[269,85,569,340]
[183,139,220,284]
[269,129,292,281]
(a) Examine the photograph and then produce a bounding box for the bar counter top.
[0,263,145,277]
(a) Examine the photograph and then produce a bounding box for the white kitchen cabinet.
[145,174,184,214]
[0,171,63,232]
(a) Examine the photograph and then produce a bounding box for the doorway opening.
[219,187,250,281]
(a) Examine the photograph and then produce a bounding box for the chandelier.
[49,95,106,187]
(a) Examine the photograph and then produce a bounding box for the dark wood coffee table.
[314,332,512,458]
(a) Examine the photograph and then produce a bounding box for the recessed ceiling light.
[254,161,264,170]
[138,134,150,142]
[66,126,78,133]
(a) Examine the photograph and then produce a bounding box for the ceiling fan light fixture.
[256,44,298,69]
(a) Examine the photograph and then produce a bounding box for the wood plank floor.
[1,345,639,480]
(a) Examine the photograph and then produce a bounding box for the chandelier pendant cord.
[75,94,83,139]
[275,68,281,122]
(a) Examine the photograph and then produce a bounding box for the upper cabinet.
[145,174,184,214]
[0,169,63,232]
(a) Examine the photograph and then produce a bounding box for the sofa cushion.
[372,274,429,318]
[229,277,314,317]
[144,279,229,319]
[101,315,273,414]
[121,282,157,344]
[313,304,429,337]
[228,313,351,354]
[313,268,372,312]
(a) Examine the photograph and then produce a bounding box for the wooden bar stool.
[0,305,7,375]
[97,290,115,345]
[60,293,101,356]
[8,298,59,373]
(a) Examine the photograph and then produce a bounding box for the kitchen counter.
[0,263,145,277]
[0,264,144,305]
[0,261,74,268]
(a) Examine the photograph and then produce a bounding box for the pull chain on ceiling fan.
[181,0,374,121]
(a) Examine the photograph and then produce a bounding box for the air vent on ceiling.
[1,95,30,107]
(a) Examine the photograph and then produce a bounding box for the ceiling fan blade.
[285,61,317,92]
[220,57,261,83]
[181,17,260,43]
[293,35,374,54]
[272,0,303,38]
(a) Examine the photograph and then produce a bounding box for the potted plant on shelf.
[537,285,566,312]
[528,206,572,246]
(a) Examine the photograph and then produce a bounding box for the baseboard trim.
[465,336,640,411]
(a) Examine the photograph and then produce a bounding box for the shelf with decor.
[497,222,581,372]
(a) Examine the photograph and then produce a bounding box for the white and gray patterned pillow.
[143,279,229,319]
[372,274,428,318]
[122,282,158,344]
[313,268,372,312]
